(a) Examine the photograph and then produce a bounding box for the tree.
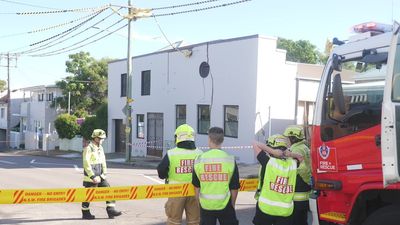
[54,114,80,139]
[55,52,111,114]
[277,38,322,64]
[0,80,7,92]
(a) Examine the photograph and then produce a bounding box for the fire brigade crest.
[319,145,330,160]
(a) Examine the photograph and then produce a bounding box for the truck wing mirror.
[332,73,346,115]
[332,54,343,71]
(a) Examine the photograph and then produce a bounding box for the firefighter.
[81,129,122,220]
[157,124,203,225]
[252,134,302,225]
[192,127,240,225]
[284,125,311,225]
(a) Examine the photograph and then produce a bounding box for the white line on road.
[74,165,82,172]
[30,165,51,171]
[0,159,16,165]
[138,174,164,184]
[31,159,80,171]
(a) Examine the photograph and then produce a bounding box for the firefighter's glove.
[92,176,101,184]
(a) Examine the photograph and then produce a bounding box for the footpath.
[8,149,260,179]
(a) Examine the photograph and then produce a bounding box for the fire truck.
[310,22,400,225]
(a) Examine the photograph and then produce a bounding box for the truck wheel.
[362,205,400,225]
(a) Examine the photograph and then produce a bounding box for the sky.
[0,0,399,89]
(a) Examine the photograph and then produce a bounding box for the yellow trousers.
[165,196,200,225]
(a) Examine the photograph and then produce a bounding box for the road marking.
[31,159,80,171]
[30,165,51,171]
[138,174,164,184]
[0,160,16,165]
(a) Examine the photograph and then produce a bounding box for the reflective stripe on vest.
[167,148,203,184]
[194,149,235,211]
[293,191,310,201]
[258,196,294,209]
[258,157,297,217]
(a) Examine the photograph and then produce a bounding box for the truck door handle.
[375,135,381,147]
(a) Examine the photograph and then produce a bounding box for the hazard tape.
[0,179,258,204]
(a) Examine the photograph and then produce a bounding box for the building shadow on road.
[147,206,256,225]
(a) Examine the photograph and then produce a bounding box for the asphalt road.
[0,152,257,225]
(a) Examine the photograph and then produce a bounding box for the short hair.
[208,127,224,145]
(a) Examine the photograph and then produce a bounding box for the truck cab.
[310,22,400,225]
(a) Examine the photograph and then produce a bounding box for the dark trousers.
[200,202,239,225]
[293,201,309,225]
[82,179,115,210]
[253,204,293,225]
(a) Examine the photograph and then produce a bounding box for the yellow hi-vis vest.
[167,147,203,184]
[83,142,107,182]
[290,141,311,185]
[258,157,297,217]
[194,149,235,210]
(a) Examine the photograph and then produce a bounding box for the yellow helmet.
[91,129,106,139]
[175,124,195,144]
[283,125,305,140]
[267,134,288,149]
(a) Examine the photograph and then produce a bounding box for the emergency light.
[353,22,392,34]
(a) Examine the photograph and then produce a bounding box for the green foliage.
[95,103,108,131]
[54,114,80,139]
[277,38,322,64]
[0,80,7,92]
[73,109,89,118]
[55,52,111,114]
[80,116,97,140]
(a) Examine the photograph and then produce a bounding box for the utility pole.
[125,0,133,162]
[123,2,151,162]
[0,53,17,150]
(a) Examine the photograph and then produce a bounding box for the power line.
[151,0,221,10]
[0,5,109,16]
[153,0,252,17]
[0,9,104,40]
[0,0,60,10]
[16,10,118,55]
[30,20,127,57]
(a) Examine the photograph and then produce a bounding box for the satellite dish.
[199,61,210,78]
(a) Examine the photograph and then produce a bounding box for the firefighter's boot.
[106,207,122,219]
[82,210,95,220]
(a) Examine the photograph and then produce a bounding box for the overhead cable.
[30,19,126,57]
[151,0,221,10]
[153,0,252,17]
[13,9,112,54]
[0,0,60,10]
[5,4,110,16]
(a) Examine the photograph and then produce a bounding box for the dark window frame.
[176,105,186,128]
[136,114,145,139]
[141,70,151,96]
[197,104,210,134]
[121,73,127,97]
[223,105,239,138]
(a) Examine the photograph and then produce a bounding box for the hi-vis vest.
[167,147,203,184]
[258,157,297,217]
[83,142,107,182]
[291,141,311,185]
[194,149,235,210]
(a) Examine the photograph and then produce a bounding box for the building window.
[224,105,239,138]
[197,105,210,134]
[176,105,186,128]
[38,93,44,101]
[47,93,53,101]
[0,108,4,119]
[121,73,127,97]
[141,70,151,96]
[137,114,145,139]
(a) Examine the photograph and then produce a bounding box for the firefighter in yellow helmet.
[252,134,303,225]
[81,129,122,220]
[284,125,311,225]
[157,124,203,225]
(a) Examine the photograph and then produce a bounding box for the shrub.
[54,114,80,139]
[95,103,107,132]
[80,116,97,140]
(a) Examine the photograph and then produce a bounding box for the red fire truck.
[310,22,400,225]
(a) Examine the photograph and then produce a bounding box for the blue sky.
[0,0,398,89]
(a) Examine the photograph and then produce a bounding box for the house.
[108,34,305,163]
[17,85,62,150]
[0,90,24,149]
